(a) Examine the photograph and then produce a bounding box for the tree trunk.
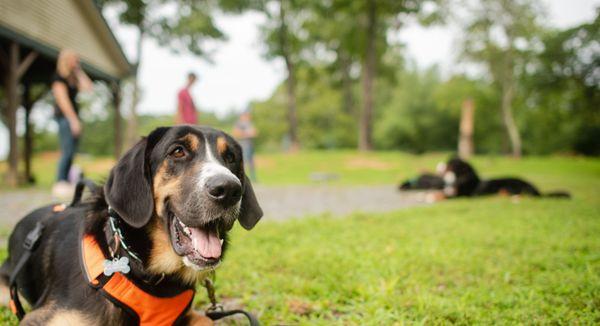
[501,77,521,158]
[126,28,144,147]
[359,0,376,151]
[339,50,354,115]
[279,0,299,150]
[458,98,475,159]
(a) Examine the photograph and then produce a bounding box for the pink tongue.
[189,227,222,259]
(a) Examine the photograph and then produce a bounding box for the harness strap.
[82,235,195,326]
[8,221,45,320]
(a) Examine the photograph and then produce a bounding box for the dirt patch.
[344,157,394,170]
[254,157,276,169]
[287,299,314,316]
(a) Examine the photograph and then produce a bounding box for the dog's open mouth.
[168,213,223,269]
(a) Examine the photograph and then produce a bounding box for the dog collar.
[80,234,195,325]
[107,207,142,263]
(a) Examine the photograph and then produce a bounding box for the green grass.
[215,198,600,324]
[0,152,598,324]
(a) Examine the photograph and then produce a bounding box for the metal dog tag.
[103,256,130,276]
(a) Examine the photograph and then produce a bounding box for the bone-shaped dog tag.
[103,256,130,276]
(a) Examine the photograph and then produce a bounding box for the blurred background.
[0,0,599,323]
[1,0,598,170]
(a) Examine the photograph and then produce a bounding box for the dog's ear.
[238,175,263,230]
[104,127,169,228]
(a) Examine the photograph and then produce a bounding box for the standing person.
[176,72,198,125]
[233,110,258,181]
[51,49,93,197]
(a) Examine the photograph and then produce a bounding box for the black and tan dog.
[0,126,263,325]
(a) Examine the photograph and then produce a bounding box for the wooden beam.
[16,50,38,80]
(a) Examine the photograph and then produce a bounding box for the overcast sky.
[106,0,599,117]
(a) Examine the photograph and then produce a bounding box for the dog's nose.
[206,175,242,207]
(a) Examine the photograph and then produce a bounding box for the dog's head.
[438,157,480,197]
[104,126,262,276]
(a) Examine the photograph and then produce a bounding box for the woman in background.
[51,49,93,197]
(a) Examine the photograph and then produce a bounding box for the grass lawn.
[217,198,600,324]
[0,153,598,324]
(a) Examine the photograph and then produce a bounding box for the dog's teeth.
[220,239,224,245]
[184,226,192,236]
[178,220,185,228]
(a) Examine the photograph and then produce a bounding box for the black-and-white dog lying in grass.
[398,173,444,191]
[400,157,570,199]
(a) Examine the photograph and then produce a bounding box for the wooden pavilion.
[0,0,131,186]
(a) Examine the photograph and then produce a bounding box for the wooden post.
[5,43,20,186]
[458,98,475,159]
[112,81,123,159]
[23,83,34,183]
[3,42,37,186]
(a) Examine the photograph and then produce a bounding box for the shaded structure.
[0,0,131,186]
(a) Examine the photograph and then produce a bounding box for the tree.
[459,0,545,157]
[99,0,247,145]
[299,0,441,151]
[296,1,362,149]
[257,0,306,150]
[522,9,600,155]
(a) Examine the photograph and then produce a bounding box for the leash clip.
[203,272,224,312]
[202,272,261,325]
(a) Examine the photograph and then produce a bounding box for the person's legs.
[243,143,257,181]
[56,117,78,182]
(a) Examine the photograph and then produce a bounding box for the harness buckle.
[23,222,44,251]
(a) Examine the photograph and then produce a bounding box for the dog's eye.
[223,151,235,164]
[170,146,186,159]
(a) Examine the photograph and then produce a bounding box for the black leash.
[203,276,260,326]
[206,309,261,325]
[70,178,98,207]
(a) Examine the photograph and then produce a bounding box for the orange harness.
[81,235,195,325]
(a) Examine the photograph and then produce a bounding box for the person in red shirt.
[176,72,198,125]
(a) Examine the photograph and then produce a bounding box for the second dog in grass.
[400,157,570,199]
